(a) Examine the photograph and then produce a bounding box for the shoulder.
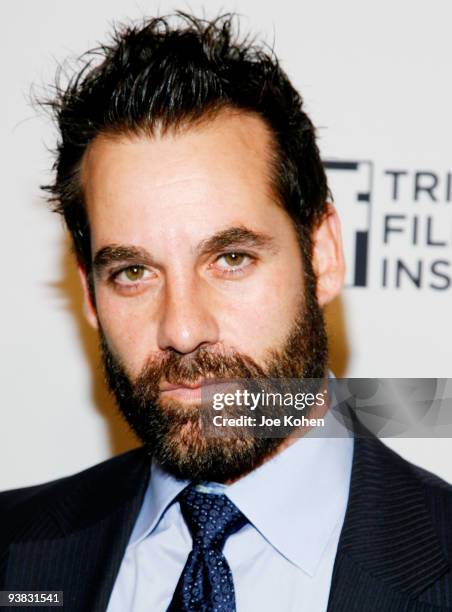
[377,437,452,496]
[0,447,149,543]
[363,435,452,541]
[362,432,452,496]
[405,452,452,526]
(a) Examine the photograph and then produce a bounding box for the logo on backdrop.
[324,161,451,291]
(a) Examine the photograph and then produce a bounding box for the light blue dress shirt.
[107,402,353,612]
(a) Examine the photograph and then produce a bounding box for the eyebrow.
[93,245,157,276]
[92,226,277,275]
[196,226,277,257]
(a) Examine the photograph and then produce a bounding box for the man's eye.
[114,265,151,284]
[218,253,246,267]
[214,252,253,273]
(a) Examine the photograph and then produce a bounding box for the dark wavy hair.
[43,12,328,275]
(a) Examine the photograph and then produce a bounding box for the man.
[1,12,452,612]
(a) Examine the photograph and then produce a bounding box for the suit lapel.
[327,414,450,611]
[4,448,150,612]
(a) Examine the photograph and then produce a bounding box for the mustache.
[99,332,269,402]
[136,346,268,392]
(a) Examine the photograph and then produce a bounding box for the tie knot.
[179,488,248,551]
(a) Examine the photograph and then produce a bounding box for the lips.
[159,378,218,392]
[158,379,221,403]
[160,381,203,391]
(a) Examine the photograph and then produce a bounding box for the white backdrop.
[1,0,451,491]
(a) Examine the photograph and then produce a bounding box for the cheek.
[94,291,159,376]
[217,262,305,357]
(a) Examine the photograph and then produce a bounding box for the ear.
[77,264,99,330]
[311,204,345,306]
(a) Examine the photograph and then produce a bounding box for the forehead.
[81,110,284,247]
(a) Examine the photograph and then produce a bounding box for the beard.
[99,271,328,482]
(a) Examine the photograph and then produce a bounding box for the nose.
[156,272,219,355]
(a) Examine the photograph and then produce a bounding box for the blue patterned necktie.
[166,487,248,612]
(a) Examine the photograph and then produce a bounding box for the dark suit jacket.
[1,427,452,611]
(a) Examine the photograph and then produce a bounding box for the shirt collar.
[128,459,188,545]
[129,376,353,577]
[225,404,353,575]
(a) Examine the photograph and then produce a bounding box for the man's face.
[80,110,342,481]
